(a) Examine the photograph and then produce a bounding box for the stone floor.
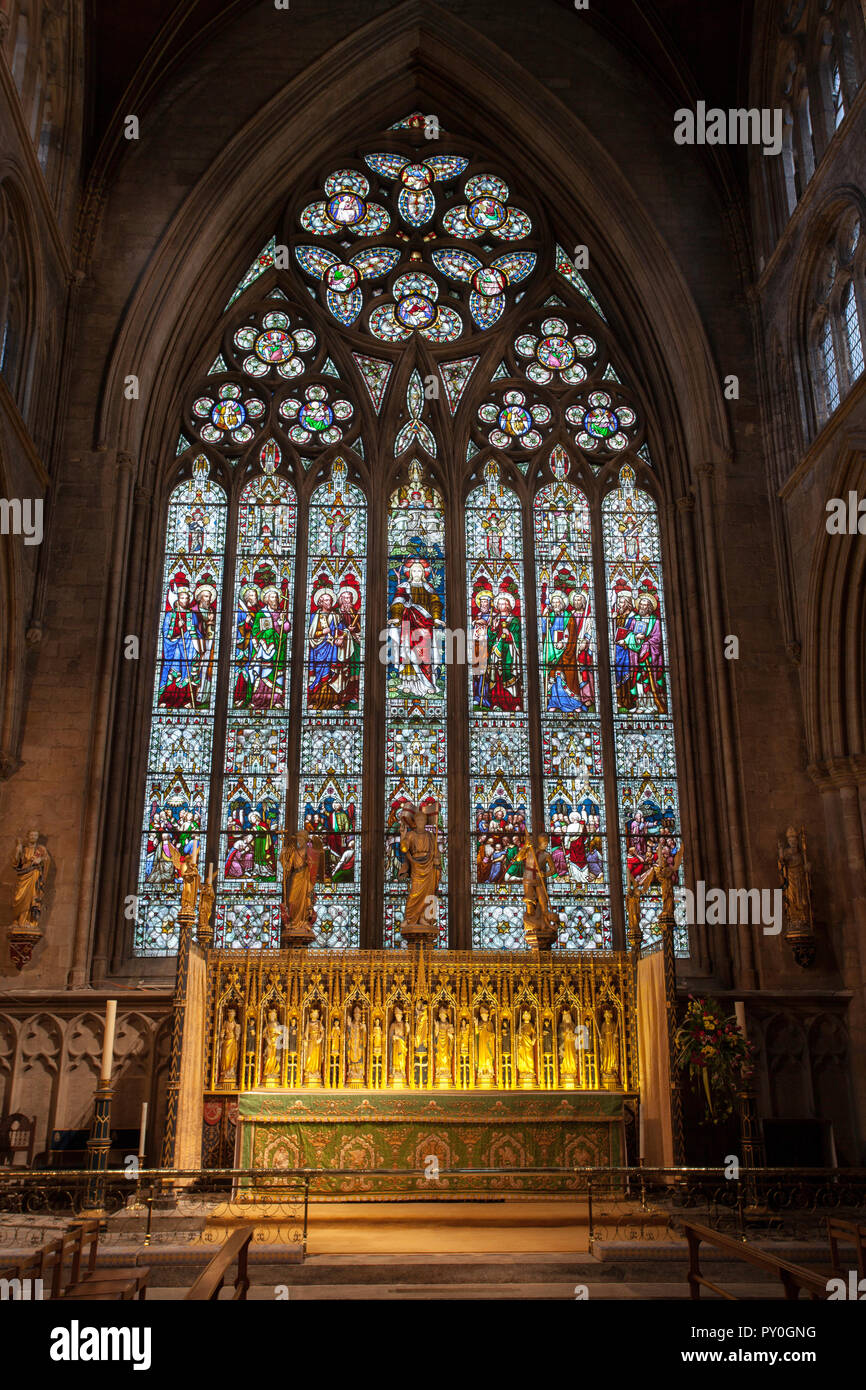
[0,1198,836,1300]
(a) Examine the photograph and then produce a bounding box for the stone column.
[67,451,136,988]
[809,758,866,1143]
[694,462,757,989]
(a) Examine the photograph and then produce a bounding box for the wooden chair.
[58,1272,149,1301]
[0,1242,60,1299]
[50,1220,149,1300]
[0,1113,35,1167]
[3,1221,149,1301]
[184,1225,255,1300]
[827,1216,866,1280]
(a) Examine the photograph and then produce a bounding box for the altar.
[234,1088,626,1196]
[194,946,639,1194]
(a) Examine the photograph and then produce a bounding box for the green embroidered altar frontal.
[235,1089,625,1196]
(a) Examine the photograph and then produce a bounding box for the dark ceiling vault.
[85,0,754,171]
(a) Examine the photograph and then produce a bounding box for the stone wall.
[0,0,862,1157]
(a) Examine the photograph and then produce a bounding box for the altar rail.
[204,948,638,1093]
[3,1166,864,1239]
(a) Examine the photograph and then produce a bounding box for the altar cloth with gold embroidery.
[235,1089,625,1195]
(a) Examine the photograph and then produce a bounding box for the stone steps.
[146,1280,790,1300]
[87,1241,831,1295]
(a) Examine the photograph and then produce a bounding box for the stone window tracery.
[132,117,687,958]
[809,207,864,424]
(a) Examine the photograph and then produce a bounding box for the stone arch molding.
[93,0,730,496]
[786,182,866,440]
[803,441,866,766]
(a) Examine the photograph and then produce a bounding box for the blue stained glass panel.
[214,440,296,948]
[384,461,448,947]
[534,478,612,949]
[298,457,367,949]
[135,457,227,954]
[602,463,686,952]
[467,461,532,949]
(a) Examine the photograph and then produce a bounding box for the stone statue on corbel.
[7,831,51,970]
[280,830,322,947]
[517,833,560,950]
[398,801,441,948]
[778,825,816,968]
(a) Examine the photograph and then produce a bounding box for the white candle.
[138,1101,148,1159]
[734,1002,747,1037]
[101,999,117,1084]
[638,1101,645,1161]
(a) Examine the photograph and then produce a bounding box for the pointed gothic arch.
[85,3,744,975]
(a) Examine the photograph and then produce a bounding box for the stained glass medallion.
[566,389,638,457]
[228,307,318,382]
[278,382,356,448]
[294,244,401,326]
[443,173,532,242]
[475,386,553,454]
[512,315,598,387]
[369,271,462,344]
[432,248,537,329]
[190,381,267,452]
[364,151,470,228]
[299,169,390,239]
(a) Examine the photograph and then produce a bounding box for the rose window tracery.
[565,389,637,455]
[443,173,531,241]
[368,271,463,343]
[230,309,318,380]
[514,316,597,386]
[278,382,355,447]
[299,169,390,237]
[191,382,267,449]
[475,387,553,451]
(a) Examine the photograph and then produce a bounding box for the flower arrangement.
[674,996,756,1123]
